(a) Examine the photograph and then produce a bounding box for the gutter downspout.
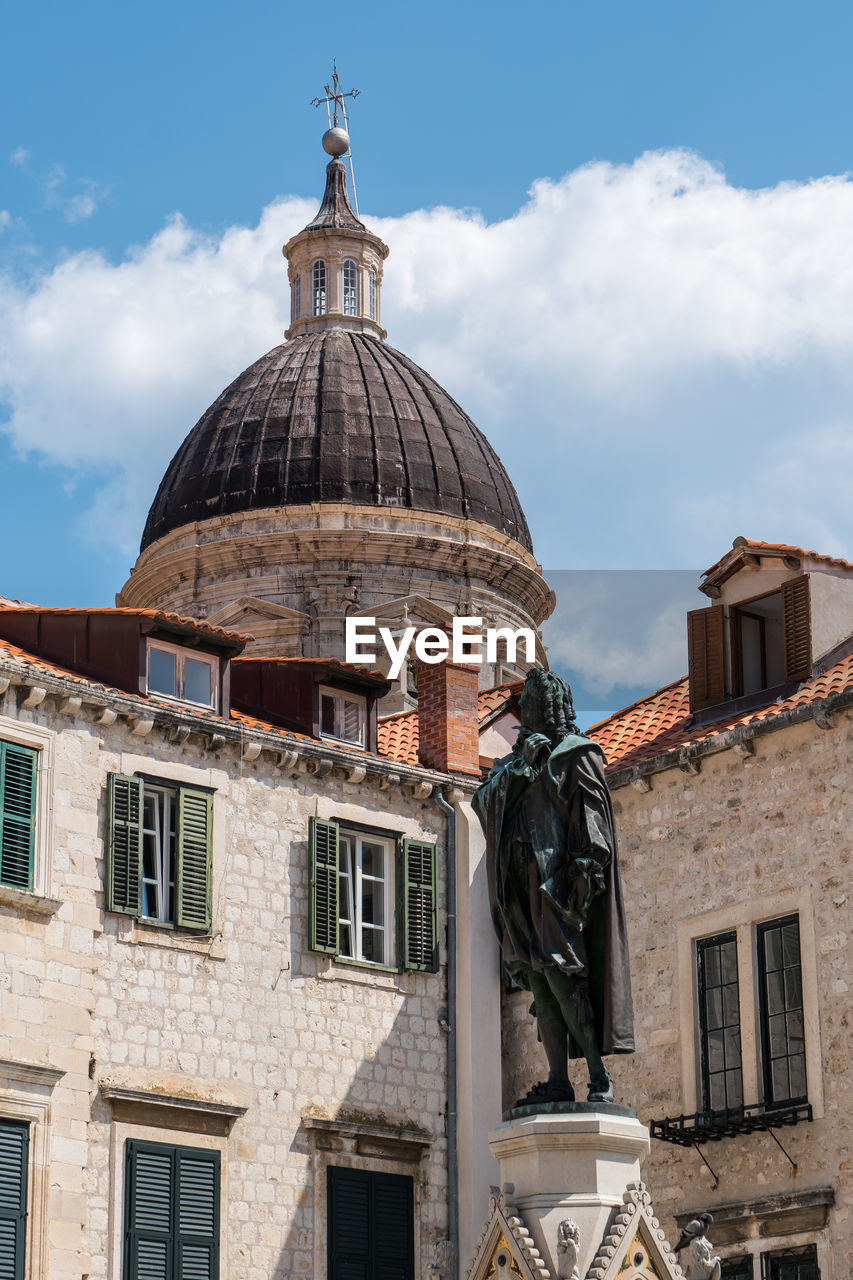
[435,786,458,1280]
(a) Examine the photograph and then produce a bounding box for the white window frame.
[293,272,301,320]
[146,639,219,711]
[0,1059,63,1280]
[318,685,367,747]
[312,259,327,316]
[676,888,824,1119]
[368,268,377,320]
[336,829,395,967]
[342,259,359,316]
[140,782,177,924]
[0,716,55,906]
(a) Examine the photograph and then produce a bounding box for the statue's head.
[518,668,577,741]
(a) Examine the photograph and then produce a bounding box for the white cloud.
[44,164,103,222]
[2,149,853,569]
[9,148,29,166]
[0,212,9,232]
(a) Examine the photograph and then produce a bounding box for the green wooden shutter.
[106,773,143,916]
[782,576,811,681]
[328,1167,414,1280]
[403,839,438,972]
[176,1148,220,1280]
[0,1120,28,1280]
[125,1140,219,1280]
[309,818,339,954]
[176,788,213,932]
[0,742,37,892]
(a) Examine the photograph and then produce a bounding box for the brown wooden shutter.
[782,576,811,681]
[687,605,726,712]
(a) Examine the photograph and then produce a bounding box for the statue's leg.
[525,971,574,1099]
[543,971,613,1102]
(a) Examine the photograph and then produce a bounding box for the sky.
[3,0,853,716]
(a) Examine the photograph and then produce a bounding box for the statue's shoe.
[587,1071,614,1104]
[513,1079,575,1108]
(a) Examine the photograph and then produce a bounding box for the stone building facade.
[0,606,501,1280]
[501,538,853,1280]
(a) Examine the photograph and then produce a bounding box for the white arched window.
[342,259,359,316]
[293,274,301,320]
[368,269,377,321]
[312,260,327,316]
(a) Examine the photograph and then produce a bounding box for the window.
[342,259,359,316]
[761,1245,820,1280]
[697,932,743,1112]
[368,268,377,320]
[124,1140,219,1280]
[327,1166,413,1280]
[0,740,36,892]
[338,830,394,964]
[687,575,812,712]
[732,590,785,696]
[0,1118,28,1280]
[721,1259,754,1280]
[293,273,301,320]
[309,818,438,972]
[758,916,807,1107]
[106,774,212,931]
[319,685,366,747]
[312,260,327,315]
[147,640,218,711]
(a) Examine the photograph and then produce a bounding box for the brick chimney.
[416,652,480,776]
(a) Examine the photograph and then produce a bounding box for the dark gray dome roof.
[141,330,532,552]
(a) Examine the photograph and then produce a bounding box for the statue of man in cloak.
[472,669,634,1105]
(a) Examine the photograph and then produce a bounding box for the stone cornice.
[0,1058,65,1088]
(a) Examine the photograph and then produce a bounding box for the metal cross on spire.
[311,60,360,130]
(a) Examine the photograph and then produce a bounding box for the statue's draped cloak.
[472,734,635,1056]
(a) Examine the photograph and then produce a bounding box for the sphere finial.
[322,126,350,157]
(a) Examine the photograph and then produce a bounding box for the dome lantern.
[284,68,388,341]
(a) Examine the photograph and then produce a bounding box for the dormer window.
[732,589,785,696]
[342,259,359,316]
[147,640,219,710]
[319,685,366,746]
[368,269,377,320]
[293,273,301,320]
[312,260,327,316]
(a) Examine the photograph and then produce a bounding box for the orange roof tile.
[589,653,853,772]
[702,537,853,581]
[377,682,521,767]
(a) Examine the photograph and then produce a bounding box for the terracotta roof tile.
[702,537,853,580]
[589,653,853,771]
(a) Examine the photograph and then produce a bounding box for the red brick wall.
[415,654,480,775]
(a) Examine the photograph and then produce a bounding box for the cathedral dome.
[141,328,532,553]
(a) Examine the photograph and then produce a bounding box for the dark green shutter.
[106,773,143,915]
[310,818,340,954]
[176,788,213,932]
[0,1120,28,1280]
[403,839,438,972]
[0,742,37,892]
[328,1166,413,1280]
[125,1140,219,1280]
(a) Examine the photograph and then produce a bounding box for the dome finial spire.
[311,60,360,169]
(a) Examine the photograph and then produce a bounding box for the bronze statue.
[472,669,634,1106]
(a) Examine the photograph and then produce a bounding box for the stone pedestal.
[488,1106,651,1279]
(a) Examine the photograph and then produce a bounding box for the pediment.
[587,1183,683,1280]
[206,597,310,626]
[350,593,455,627]
[465,1186,552,1280]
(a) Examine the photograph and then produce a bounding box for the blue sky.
[3,0,853,712]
